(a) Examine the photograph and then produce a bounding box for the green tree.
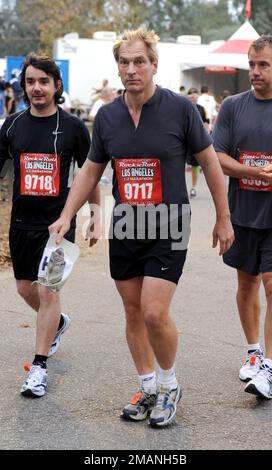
[0,0,245,57]
[142,0,238,43]
[233,0,272,34]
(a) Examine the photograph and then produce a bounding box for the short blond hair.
[113,27,160,63]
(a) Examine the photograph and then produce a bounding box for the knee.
[143,306,163,332]
[124,304,141,328]
[238,278,259,299]
[38,285,56,306]
[16,283,32,302]
[263,278,272,301]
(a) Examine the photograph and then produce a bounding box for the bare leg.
[141,276,177,369]
[16,280,40,311]
[191,166,199,189]
[262,273,272,359]
[16,280,60,356]
[236,270,261,344]
[35,285,61,356]
[115,277,154,374]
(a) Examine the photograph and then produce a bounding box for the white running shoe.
[149,384,182,427]
[48,313,71,357]
[239,349,263,382]
[245,364,272,399]
[189,188,197,198]
[21,365,47,398]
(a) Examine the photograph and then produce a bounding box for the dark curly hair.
[20,53,64,105]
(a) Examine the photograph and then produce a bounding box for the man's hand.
[258,164,272,183]
[212,217,234,256]
[49,216,71,244]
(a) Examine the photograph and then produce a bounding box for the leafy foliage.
[0,0,271,57]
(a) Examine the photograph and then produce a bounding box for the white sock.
[157,365,178,389]
[247,343,261,352]
[138,372,157,394]
[264,358,272,369]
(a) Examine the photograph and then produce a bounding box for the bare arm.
[49,159,107,243]
[195,145,234,255]
[217,151,272,182]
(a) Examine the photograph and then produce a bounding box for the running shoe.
[149,384,182,427]
[239,349,263,382]
[121,390,156,421]
[21,364,47,398]
[190,188,197,198]
[48,313,71,357]
[245,363,272,399]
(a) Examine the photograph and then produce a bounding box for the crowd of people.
[1,27,272,430]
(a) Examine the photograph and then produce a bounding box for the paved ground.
[0,172,271,450]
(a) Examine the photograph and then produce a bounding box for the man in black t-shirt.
[0,54,100,398]
[213,35,272,400]
[50,27,233,426]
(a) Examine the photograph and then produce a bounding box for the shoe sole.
[245,383,271,400]
[21,388,46,398]
[239,374,253,383]
[120,410,149,421]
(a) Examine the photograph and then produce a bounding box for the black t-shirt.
[0,107,91,229]
[213,91,272,229]
[89,86,212,214]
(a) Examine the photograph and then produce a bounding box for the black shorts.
[9,227,75,282]
[186,154,199,167]
[109,235,187,285]
[223,224,272,276]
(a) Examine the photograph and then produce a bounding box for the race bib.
[239,151,272,192]
[115,158,162,205]
[20,153,60,196]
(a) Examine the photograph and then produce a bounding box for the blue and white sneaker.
[21,365,47,398]
[245,363,272,399]
[48,313,71,357]
[149,384,182,427]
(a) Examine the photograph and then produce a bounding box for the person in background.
[88,87,114,122]
[5,83,16,115]
[186,87,209,198]
[60,90,72,113]
[197,85,216,132]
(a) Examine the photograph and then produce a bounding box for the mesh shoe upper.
[149,384,182,427]
[121,390,156,421]
[48,313,71,358]
[21,364,47,398]
[239,349,264,382]
[245,363,272,399]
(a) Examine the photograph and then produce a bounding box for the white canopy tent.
[180,21,259,100]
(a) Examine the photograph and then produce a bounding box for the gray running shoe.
[21,365,47,398]
[48,313,71,357]
[121,390,156,421]
[149,384,182,427]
